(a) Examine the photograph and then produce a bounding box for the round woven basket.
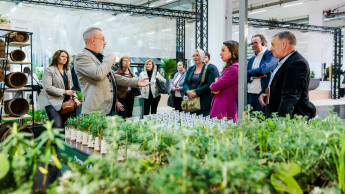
[5,72,28,88]
[8,32,29,43]
[10,49,26,62]
[0,67,5,82]
[1,125,33,142]
[0,90,3,102]
[4,98,29,117]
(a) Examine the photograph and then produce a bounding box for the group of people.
[41,27,316,129]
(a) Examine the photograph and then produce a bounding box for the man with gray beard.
[75,27,150,115]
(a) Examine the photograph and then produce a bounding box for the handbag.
[156,73,168,94]
[181,64,208,112]
[59,74,75,115]
[167,93,174,108]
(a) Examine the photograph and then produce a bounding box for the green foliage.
[76,91,82,101]
[36,70,43,81]
[0,14,10,23]
[271,163,303,194]
[161,58,177,79]
[0,121,65,193]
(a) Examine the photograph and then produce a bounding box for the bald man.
[259,31,316,119]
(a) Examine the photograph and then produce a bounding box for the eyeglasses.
[249,41,261,46]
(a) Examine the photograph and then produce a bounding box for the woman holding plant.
[183,49,215,116]
[115,56,137,118]
[170,61,186,111]
[42,50,81,129]
[209,41,239,122]
[139,59,166,115]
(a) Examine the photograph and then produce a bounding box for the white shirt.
[248,48,266,94]
[268,50,296,87]
[174,73,182,97]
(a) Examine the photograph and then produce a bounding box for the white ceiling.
[100,0,345,28]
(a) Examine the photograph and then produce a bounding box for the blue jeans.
[247,93,266,112]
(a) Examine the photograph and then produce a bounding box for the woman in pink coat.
[210,40,239,122]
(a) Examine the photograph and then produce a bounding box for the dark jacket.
[184,64,215,110]
[115,69,135,99]
[269,51,316,118]
[247,49,278,93]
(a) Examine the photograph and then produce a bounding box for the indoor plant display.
[161,58,177,79]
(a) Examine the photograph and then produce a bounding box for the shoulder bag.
[156,72,168,94]
[181,65,208,112]
[60,73,75,115]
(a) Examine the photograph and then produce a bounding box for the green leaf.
[38,166,48,175]
[280,162,301,177]
[0,154,10,179]
[271,173,303,194]
[52,155,62,169]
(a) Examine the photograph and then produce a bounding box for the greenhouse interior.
[1,0,345,193]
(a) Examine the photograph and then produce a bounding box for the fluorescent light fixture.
[249,10,267,15]
[283,2,303,8]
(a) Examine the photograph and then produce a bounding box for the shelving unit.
[0,29,34,124]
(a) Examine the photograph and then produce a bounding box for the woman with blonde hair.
[139,59,166,115]
[183,49,215,116]
[42,50,81,129]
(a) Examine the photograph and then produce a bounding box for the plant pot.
[4,98,29,117]
[70,128,76,141]
[101,140,107,154]
[82,132,88,145]
[5,72,28,88]
[76,130,82,143]
[64,127,70,140]
[94,137,100,151]
[87,135,94,148]
[308,78,320,90]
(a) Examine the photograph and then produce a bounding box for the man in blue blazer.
[259,31,316,119]
[247,34,278,112]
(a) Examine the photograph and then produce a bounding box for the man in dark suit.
[259,31,316,119]
[247,34,278,112]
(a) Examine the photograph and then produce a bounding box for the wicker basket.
[5,72,28,88]
[10,49,26,62]
[4,98,30,117]
[8,32,29,43]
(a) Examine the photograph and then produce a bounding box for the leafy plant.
[161,58,177,79]
[36,70,43,81]
[0,14,10,23]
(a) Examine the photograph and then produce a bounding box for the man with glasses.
[75,27,150,115]
[247,34,278,112]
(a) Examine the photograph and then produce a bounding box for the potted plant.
[308,70,320,90]
[0,14,11,29]
[161,59,177,91]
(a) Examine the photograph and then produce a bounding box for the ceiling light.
[283,2,303,8]
[149,5,155,7]
[161,28,171,32]
[166,0,174,2]
[249,10,267,15]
